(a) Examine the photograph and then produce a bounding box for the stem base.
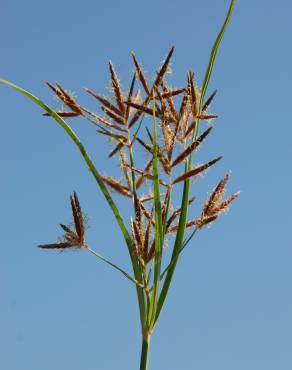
[140,335,151,370]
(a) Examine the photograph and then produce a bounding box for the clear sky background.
[1,1,292,369]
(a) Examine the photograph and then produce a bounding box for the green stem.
[140,334,151,370]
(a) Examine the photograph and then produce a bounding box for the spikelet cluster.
[41,47,238,263]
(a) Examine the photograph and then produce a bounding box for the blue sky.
[1,1,292,369]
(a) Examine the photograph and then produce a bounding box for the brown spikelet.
[125,72,137,120]
[185,220,198,229]
[161,186,171,221]
[125,101,155,116]
[46,81,67,105]
[179,84,190,118]
[43,111,80,118]
[134,195,142,227]
[195,215,218,229]
[128,90,141,118]
[143,130,171,175]
[153,46,175,88]
[108,61,125,114]
[140,203,156,226]
[60,223,73,234]
[130,219,139,253]
[155,88,177,123]
[126,165,147,176]
[85,88,123,117]
[166,209,181,231]
[202,90,217,112]
[46,81,61,95]
[168,100,188,158]
[101,107,126,125]
[129,103,145,128]
[159,81,182,122]
[70,192,85,246]
[57,111,80,117]
[84,110,127,133]
[119,150,132,189]
[178,105,192,141]
[39,193,86,250]
[59,224,80,243]
[160,87,185,99]
[143,218,152,261]
[109,142,126,158]
[135,170,146,185]
[173,156,223,184]
[196,114,218,120]
[38,242,75,249]
[183,120,196,140]
[136,159,153,189]
[188,72,198,118]
[203,172,231,215]
[128,60,167,128]
[208,192,240,216]
[159,155,172,176]
[184,106,212,139]
[168,219,198,233]
[126,164,168,188]
[101,176,132,197]
[128,84,157,127]
[131,218,143,251]
[46,82,83,115]
[172,127,213,167]
[96,129,128,144]
[161,119,174,154]
[198,172,239,227]
[55,83,83,115]
[131,53,150,95]
[139,193,154,203]
[176,74,192,139]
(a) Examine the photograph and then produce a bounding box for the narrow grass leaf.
[87,247,145,288]
[0,78,146,324]
[155,0,236,324]
[147,98,164,328]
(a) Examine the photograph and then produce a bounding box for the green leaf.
[154,0,236,324]
[0,78,146,325]
[200,0,236,104]
[147,96,164,329]
[155,172,191,322]
[87,247,145,288]
[160,227,199,281]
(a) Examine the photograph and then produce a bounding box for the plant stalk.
[140,334,151,370]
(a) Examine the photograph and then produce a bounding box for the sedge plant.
[1,1,238,369]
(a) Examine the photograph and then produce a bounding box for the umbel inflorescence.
[1,2,237,368]
[39,46,239,274]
